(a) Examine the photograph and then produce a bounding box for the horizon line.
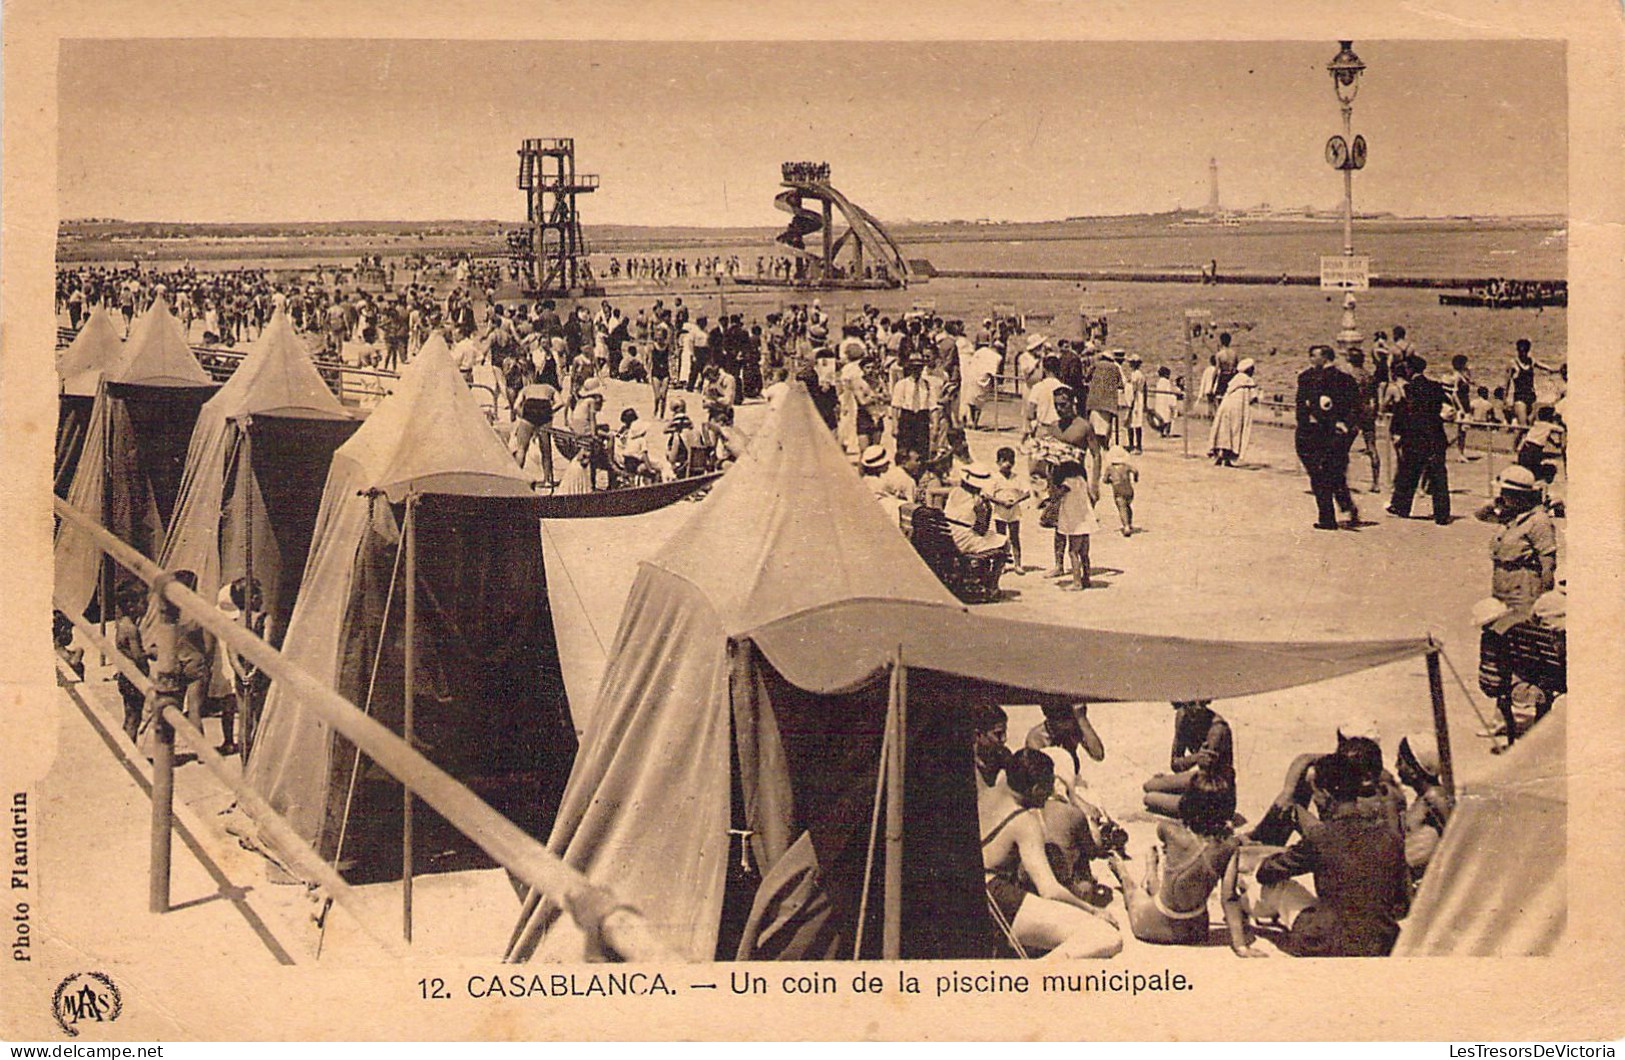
[60,210,1569,229]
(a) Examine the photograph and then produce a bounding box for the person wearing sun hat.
[943,462,1009,559]
[1395,732,1453,880]
[1478,463,1558,611]
[857,444,891,495]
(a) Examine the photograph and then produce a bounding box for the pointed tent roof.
[331,333,535,500]
[203,310,350,421]
[651,383,959,635]
[109,297,215,388]
[57,307,126,397]
[651,383,1430,699]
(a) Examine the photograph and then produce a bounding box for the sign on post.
[1320,255,1371,290]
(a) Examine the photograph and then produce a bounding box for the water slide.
[774,189,823,260]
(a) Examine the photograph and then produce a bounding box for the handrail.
[57,325,403,407]
[54,495,680,963]
[984,371,1548,442]
[56,609,408,958]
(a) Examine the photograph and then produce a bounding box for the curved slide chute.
[770,175,911,286]
[774,189,824,260]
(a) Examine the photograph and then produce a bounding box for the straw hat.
[1495,465,1539,494]
[860,445,891,471]
[962,463,993,487]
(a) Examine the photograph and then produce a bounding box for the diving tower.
[510,137,602,298]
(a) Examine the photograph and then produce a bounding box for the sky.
[57,39,1567,226]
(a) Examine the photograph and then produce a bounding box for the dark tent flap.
[748,599,1432,701]
[530,473,721,519]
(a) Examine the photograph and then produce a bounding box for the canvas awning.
[747,598,1432,700]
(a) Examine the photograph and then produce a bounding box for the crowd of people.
[1462,277,1567,306]
[973,693,1459,959]
[54,254,1569,962]
[606,255,745,284]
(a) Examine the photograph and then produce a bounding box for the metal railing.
[976,374,1556,495]
[58,324,401,410]
[54,495,678,963]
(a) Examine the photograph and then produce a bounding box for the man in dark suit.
[1295,345,1361,530]
[1387,354,1452,525]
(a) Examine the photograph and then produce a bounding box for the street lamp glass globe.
[1328,41,1365,104]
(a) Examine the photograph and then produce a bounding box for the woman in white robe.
[1207,358,1259,466]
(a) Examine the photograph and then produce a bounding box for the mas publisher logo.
[52,971,122,1037]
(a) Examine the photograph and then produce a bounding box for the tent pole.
[240,422,257,761]
[882,646,906,961]
[99,394,113,664]
[241,418,255,594]
[402,493,419,943]
[1426,643,1456,800]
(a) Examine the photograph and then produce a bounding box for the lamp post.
[1326,40,1367,353]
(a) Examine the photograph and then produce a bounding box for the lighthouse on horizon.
[1205,156,1222,214]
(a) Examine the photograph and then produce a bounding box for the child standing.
[1052,459,1098,591]
[1103,445,1140,537]
[112,587,151,745]
[1148,366,1182,438]
[988,446,1032,574]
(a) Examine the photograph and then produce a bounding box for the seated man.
[1024,700,1106,777]
[701,403,746,469]
[942,463,1008,558]
[973,704,1013,790]
[1394,732,1452,882]
[1250,718,1405,846]
[1253,754,1411,957]
[860,444,919,518]
[980,749,1122,958]
[615,409,670,482]
[1143,700,1236,820]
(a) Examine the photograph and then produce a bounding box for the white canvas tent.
[55,307,126,496]
[54,297,218,618]
[1393,708,1566,956]
[155,310,358,695]
[511,384,1432,963]
[245,336,577,879]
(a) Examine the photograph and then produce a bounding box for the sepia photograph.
[3,3,1623,1043]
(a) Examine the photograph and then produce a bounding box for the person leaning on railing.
[144,569,211,763]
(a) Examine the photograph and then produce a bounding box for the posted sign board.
[1320,254,1371,290]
